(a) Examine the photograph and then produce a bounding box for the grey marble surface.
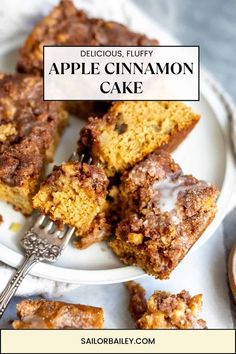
[134,0,236,102]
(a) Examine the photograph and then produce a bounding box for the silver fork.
[0,152,90,319]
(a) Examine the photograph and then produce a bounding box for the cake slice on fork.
[33,161,111,248]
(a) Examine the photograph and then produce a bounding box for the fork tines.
[22,151,95,256]
[69,151,93,165]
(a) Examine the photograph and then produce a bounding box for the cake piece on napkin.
[139,290,206,329]
[110,151,219,279]
[12,299,104,329]
[126,282,206,329]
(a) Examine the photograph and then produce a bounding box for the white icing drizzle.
[152,177,191,213]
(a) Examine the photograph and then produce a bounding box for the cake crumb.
[126,281,147,321]
[9,223,21,233]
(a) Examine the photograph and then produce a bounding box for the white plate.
[0,3,236,284]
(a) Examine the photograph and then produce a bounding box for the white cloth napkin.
[0,262,78,297]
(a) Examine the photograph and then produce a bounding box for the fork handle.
[0,253,39,319]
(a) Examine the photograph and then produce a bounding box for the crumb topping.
[17,0,158,74]
[110,151,219,279]
[0,73,67,187]
[137,290,207,329]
